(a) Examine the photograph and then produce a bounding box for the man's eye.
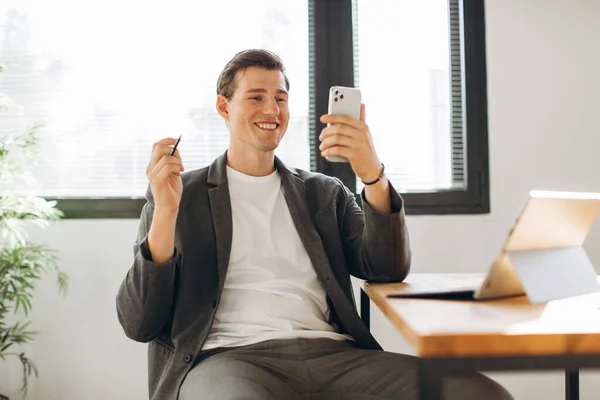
[250,96,263,101]
[276,98,287,103]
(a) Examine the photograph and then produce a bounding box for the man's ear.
[216,94,230,122]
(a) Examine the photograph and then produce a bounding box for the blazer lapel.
[207,152,233,289]
[206,154,333,289]
[276,158,380,348]
[275,157,334,283]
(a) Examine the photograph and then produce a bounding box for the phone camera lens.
[340,94,344,99]
[334,97,338,102]
[335,90,339,95]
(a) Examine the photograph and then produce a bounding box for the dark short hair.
[216,49,290,99]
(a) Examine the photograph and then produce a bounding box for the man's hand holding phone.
[146,136,184,216]
[319,104,382,186]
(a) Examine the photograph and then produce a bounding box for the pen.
[170,135,182,156]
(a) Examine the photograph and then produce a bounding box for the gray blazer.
[116,152,411,400]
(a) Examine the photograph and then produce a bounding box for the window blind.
[353,0,466,193]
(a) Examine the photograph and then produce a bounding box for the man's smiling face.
[218,66,290,155]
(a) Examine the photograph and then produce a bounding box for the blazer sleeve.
[340,180,411,282]
[116,191,181,343]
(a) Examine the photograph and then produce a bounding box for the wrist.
[153,205,179,221]
[360,163,385,186]
[363,176,391,213]
[148,208,178,264]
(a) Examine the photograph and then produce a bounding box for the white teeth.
[257,123,277,130]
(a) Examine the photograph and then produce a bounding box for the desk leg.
[360,288,370,331]
[418,359,443,400]
[565,369,579,400]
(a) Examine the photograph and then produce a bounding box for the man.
[117,49,512,400]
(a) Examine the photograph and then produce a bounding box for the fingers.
[149,162,183,188]
[155,163,183,183]
[318,114,374,161]
[321,144,353,160]
[319,134,357,154]
[320,113,367,130]
[319,124,366,142]
[151,143,181,164]
[147,151,184,177]
[170,148,182,161]
[151,137,181,161]
[360,103,366,123]
[152,154,184,175]
[147,138,184,176]
[153,137,180,147]
[147,152,184,181]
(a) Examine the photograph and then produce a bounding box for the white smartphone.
[325,86,362,163]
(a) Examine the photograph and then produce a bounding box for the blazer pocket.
[154,337,175,353]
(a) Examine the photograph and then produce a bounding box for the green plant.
[0,64,67,397]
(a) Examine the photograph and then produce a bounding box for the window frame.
[47,0,489,218]
[310,0,490,216]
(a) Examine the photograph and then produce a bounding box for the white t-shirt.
[201,166,351,350]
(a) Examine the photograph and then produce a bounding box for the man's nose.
[263,98,280,116]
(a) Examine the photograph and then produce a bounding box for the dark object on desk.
[389,289,478,301]
[385,274,483,301]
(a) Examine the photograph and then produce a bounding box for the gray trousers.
[179,338,513,400]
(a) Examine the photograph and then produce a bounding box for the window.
[354,0,458,193]
[0,0,489,217]
[0,0,309,216]
[311,0,489,215]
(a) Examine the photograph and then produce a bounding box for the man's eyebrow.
[244,88,288,95]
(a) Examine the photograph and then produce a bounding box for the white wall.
[2,0,600,398]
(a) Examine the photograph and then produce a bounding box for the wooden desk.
[361,273,600,400]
